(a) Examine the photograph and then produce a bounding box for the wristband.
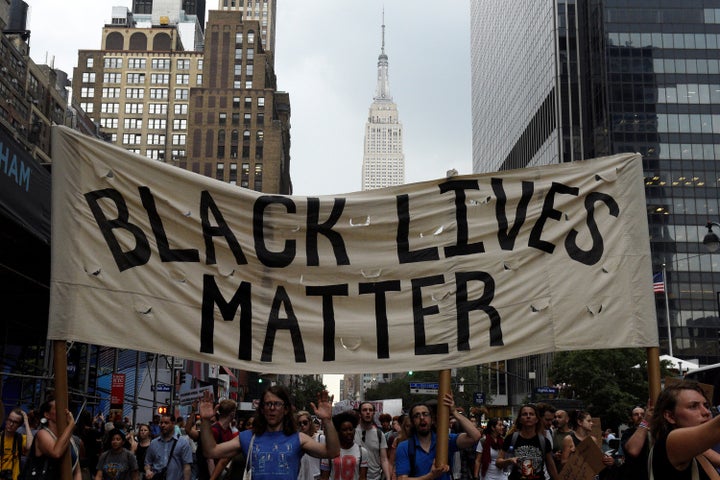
[638,420,648,429]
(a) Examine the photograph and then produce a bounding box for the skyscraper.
[471,0,720,407]
[361,19,404,191]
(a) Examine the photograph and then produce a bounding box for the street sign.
[473,392,485,405]
[534,386,559,395]
[410,382,439,395]
[151,383,171,392]
[177,385,213,404]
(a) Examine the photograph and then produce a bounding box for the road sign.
[151,383,171,392]
[474,392,485,405]
[534,386,559,395]
[410,382,439,395]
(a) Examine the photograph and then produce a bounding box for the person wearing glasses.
[1,408,33,480]
[298,410,325,480]
[395,393,482,480]
[198,386,340,480]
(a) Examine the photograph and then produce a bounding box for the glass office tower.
[471,0,720,404]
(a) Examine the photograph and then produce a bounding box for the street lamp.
[703,222,720,252]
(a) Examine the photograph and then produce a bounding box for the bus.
[684,363,720,406]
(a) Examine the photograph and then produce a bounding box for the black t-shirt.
[502,433,550,480]
[618,426,648,479]
[651,435,710,480]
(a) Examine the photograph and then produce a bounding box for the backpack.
[507,431,549,457]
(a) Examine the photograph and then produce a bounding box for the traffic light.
[158,406,168,415]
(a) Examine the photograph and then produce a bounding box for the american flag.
[653,272,665,293]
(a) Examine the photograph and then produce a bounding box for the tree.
[549,348,667,430]
[290,375,328,410]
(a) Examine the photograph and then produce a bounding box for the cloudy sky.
[26,0,471,197]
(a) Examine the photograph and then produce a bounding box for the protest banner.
[48,126,658,373]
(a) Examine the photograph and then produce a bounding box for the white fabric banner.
[48,127,658,374]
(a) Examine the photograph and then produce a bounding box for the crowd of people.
[2,379,718,480]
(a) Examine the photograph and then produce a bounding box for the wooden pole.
[647,346,661,403]
[435,369,451,467]
[53,340,73,480]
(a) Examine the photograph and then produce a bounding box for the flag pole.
[53,339,73,480]
[662,263,673,356]
[435,369,451,467]
[647,347,661,402]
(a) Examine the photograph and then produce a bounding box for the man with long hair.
[199,386,340,480]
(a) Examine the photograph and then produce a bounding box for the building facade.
[361,21,404,191]
[471,0,720,405]
[187,11,290,193]
[217,0,276,52]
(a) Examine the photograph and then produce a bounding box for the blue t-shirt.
[145,435,193,480]
[240,429,303,480]
[395,432,459,480]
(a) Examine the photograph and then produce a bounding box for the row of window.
[90,87,190,100]
[96,103,189,115]
[658,84,720,104]
[97,57,203,70]
[122,133,167,145]
[607,31,720,50]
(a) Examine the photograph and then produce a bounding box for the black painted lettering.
[456,271,503,349]
[253,196,297,268]
[411,275,448,355]
[139,186,199,263]
[200,190,247,265]
[529,182,579,253]
[359,280,402,359]
[306,197,350,266]
[565,192,619,265]
[397,194,439,263]
[492,178,534,250]
[306,284,349,361]
[84,188,150,272]
[261,286,306,362]
[199,274,252,360]
[439,180,484,257]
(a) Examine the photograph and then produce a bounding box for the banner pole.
[647,346,661,403]
[435,369,451,467]
[53,339,73,480]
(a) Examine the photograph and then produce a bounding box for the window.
[234,80,242,89]
[151,73,170,84]
[244,96,252,108]
[216,162,225,180]
[147,134,166,145]
[244,113,251,125]
[241,162,250,187]
[197,59,203,70]
[123,133,142,145]
[148,119,166,129]
[257,97,265,108]
[124,118,143,129]
[149,88,168,99]
[151,58,171,70]
[102,87,121,98]
[246,65,254,76]
[82,72,96,82]
[247,48,254,60]
[235,64,242,76]
[104,57,123,68]
[86,57,94,68]
[171,149,186,159]
[176,74,190,85]
[257,113,264,125]
[103,73,121,83]
[233,97,241,108]
[125,88,145,99]
[175,89,189,100]
[256,130,264,142]
[81,102,94,113]
[172,134,186,145]
[235,32,243,45]
[232,113,240,124]
[101,103,119,113]
[128,58,146,69]
[127,73,146,84]
[174,104,188,114]
[235,48,243,60]
[245,81,252,89]
[125,103,143,114]
[149,103,167,114]
[173,119,187,130]
[248,31,255,44]
[80,87,95,97]
[229,162,237,183]
[254,163,262,190]
[196,74,203,85]
[177,59,190,70]
[146,149,164,160]
[219,113,227,125]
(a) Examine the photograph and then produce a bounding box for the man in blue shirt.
[145,413,193,480]
[395,394,481,480]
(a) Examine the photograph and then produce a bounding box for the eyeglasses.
[299,420,310,426]
[412,412,431,420]
[263,401,285,410]
[6,418,21,425]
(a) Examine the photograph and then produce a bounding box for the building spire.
[374,9,391,101]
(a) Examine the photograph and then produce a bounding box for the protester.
[649,380,720,479]
[198,386,340,480]
[496,404,558,480]
[474,418,505,480]
[320,411,368,480]
[355,402,391,480]
[298,410,324,480]
[1,407,32,480]
[395,393,482,480]
[144,413,193,480]
[95,428,139,480]
[33,398,82,480]
[130,424,152,477]
[618,404,651,480]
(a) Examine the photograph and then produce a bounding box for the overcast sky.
[26,0,471,197]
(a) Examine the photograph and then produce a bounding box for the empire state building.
[361,19,404,191]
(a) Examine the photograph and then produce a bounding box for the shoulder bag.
[243,435,256,480]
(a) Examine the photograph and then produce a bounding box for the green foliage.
[549,348,664,430]
[290,375,328,410]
